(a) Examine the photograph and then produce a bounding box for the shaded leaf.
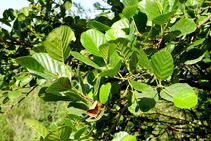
[77,66,87,95]
[74,126,88,140]
[87,20,111,31]
[45,126,72,141]
[46,77,71,93]
[152,10,177,25]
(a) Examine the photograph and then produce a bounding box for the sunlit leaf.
[99,83,111,104]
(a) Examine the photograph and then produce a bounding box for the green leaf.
[111,18,130,29]
[123,0,138,7]
[123,5,138,19]
[161,43,175,53]
[105,29,127,41]
[64,1,72,10]
[130,80,153,92]
[187,38,205,50]
[64,91,88,104]
[8,89,19,99]
[152,10,177,25]
[81,29,106,57]
[129,51,138,71]
[71,52,100,69]
[25,119,49,138]
[135,46,154,72]
[120,135,136,141]
[99,43,117,64]
[160,83,193,101]
[100,61,121,77]
[39,87,72,102]
[16,56,45,72]
[99,83,111,104]
[86,20,111,31]
[61,118,77,132]
[145,0,161,21]
[46,77,71,93]
[128,90,158,115]
[43,26,75,62]
[74,126,88,140]
[168,18,197,37]
[45,126,72,141]
[67,114,82,124]
[151,51,173,80]
[181,49,205,65]
[113,131,129,141]
[77,66,87,95]
[109,38,132,61]
[30,53,71,79]
[173,91,198,108]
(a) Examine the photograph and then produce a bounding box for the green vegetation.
[1,0,211,140]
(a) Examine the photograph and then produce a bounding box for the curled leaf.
[87,101,101,118]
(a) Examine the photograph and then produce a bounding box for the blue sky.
[0,0,109,30]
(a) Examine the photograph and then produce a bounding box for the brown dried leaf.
[87,101,101,118]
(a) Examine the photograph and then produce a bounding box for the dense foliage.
[1,0,211,140]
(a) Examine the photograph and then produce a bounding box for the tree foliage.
[1,0,211,140]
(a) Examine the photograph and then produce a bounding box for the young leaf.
[25,119,49,138]
[74,126,88,140]
[8,89,19,99]
[123,5,138,19]
[105,29,127,41]
[45,126,72,141]
[77,65,87,95]
[45,77,71,93]
[43,25,76,62]
[16,56,45,72]
[173,91,198,108]
[81,29,106,57]
[71,52,100,69]
[99,83,111,104]
[151,51,173,80]
[86,20,111,31]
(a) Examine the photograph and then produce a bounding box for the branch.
[4,84,38,115]
[103,106,127,141]
[197,14,211,29]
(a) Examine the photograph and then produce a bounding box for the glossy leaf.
[160,83,193,101]
[123,5,138,19]
[151,51,173,80]
[25,119,49,138]
[152,10,177,25]
[74,126,88,140]
[99,83,111,104]
[71,52,100,69]
[173,91,198,108]
[120,135,136,141]
[145,0,161,21]
[43,25,76,62]
[105,29,127,41]
[128,90,158,115]
[30,53,71,79]
[111,18,130,29]
[8,89,19,99]
[130,79,152,92]
[81,29,106,57]
[123,0,138,7]
[86,20,111,31]
[113,131,129,141]
[45,126,72,141]
[135,46,154,73]
[46,77,71,93]
[16,56,45,72]
[168,18,197,37]
[99,43,117,64]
